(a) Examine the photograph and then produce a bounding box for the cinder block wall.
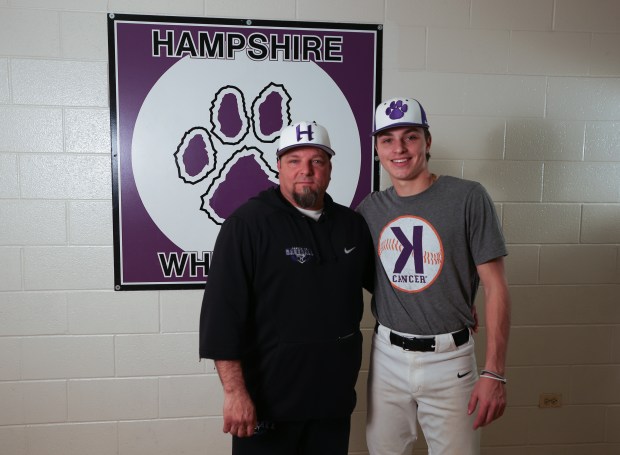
[0,1,618,454]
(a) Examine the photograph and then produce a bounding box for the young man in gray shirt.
[357,97,511,455]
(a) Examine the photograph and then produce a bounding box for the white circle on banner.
[131,53,360,252]
[377,215,444,293]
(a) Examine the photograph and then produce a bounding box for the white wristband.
[480,373,507,384]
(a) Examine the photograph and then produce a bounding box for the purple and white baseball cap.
[276,121,335,158]
[372,97,429,135]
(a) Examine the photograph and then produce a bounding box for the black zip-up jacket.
[200,186,374,420]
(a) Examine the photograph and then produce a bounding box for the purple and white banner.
[108,14,382,290]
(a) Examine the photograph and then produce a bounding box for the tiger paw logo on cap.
[386,99,408,120]
[372,97,429,135]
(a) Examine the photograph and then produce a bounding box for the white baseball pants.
[366,323,480,455]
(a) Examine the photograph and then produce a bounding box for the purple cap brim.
[371,122,430,136]
[276,144,335,158]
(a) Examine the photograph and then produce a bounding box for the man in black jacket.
[200,121,374,455]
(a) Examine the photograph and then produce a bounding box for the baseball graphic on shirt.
[378,215,444,293]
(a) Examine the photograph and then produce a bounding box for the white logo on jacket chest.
[285,247,314,264]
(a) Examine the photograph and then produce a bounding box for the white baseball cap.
[372,97,429,135]
[276,121,335,158]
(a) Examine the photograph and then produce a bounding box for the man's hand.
[215,360,257,438]
[470,258,510,429]
[468,376,507,430]
[222,388,257,438]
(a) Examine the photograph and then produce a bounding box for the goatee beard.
[293,187,320,209]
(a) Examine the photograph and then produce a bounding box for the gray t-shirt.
[357,176,507,335]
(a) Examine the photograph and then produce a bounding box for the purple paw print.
[386,99,408,120]
[174,83,291,224]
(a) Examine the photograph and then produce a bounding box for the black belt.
[385,326,470,352]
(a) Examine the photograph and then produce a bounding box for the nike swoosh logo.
[457,370,472,379]
[344,247,356,254]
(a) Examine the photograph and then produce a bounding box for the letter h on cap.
[296,123,314,142]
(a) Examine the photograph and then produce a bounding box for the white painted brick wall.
[28,422,117,455]
[160,290,203,333]
[471,0,555,31]
[12,59,108,106]
[0,247,22,290]
[427,28,510,74]
[23,246,114,290]
[509,31,591,75]
[61,13,109,60]
[463,160,543,202]
[114,333,204,376]
[20,335,115,379]
[0,9,61,57]
[206,0,296,20]
[0,59,9,102]
[68,201,113,245]
[581,205,620,243]
[503,203,582,244]
[118,418,229,455]
[387,0,471,28]
[591,33,620,75]
[432,116,505,160]
[0,106,63,153]
[505,119,585,161]
[67,377,159,421]
[0,380,67,425]
[503,245,540,285]
[66,291,159,334]
[0,154,19,198]
[586,121,620,161]
[539,245,618,284]
[0,0,619,454]
[555,0,620,32]
[158,374,223,417]
[0,200,67,245]
[543,162,620,202]
[547,77,620,120]
[0,292,67,336]
[65,109,111,154]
